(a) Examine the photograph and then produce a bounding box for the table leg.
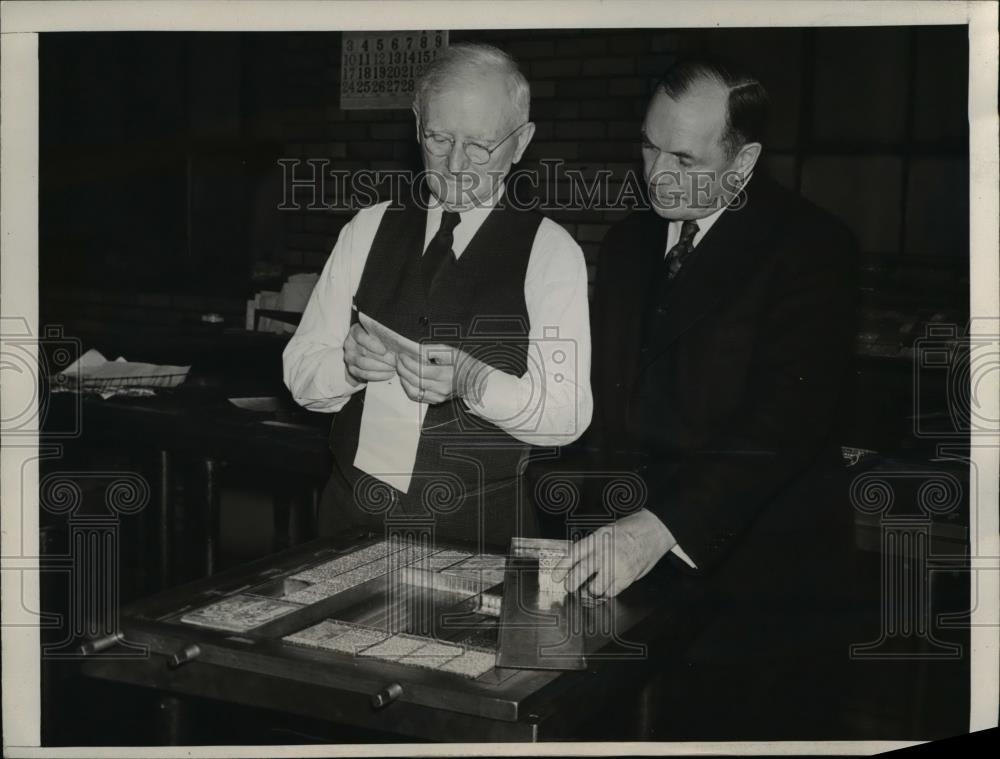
[273,493,291,553]
[203,458,220,576]
[307,485,320,539]
[632,673,661,739]
[155,693,189,745]
[274,484,322,551]
[158,450,172,589]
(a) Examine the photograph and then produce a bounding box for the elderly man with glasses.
[283,43,592,547]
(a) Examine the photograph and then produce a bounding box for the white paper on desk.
[59,349,189,384]
[60,348,109,373]
[55,349,190,398]
[353,376,428,494]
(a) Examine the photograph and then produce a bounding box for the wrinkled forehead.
[643,81,729,155]
[420,71,516,138]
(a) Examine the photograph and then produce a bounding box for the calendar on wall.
[340,30,449,110]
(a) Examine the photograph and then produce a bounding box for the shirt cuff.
[670,543,698,570]
[646,509,698,570]
[463,368,524,424]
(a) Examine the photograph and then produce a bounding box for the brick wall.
[273,26,968,292]
[41,27,969,348]
[275,29,687,288]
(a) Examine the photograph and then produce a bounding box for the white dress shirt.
[283,199,593,447]
[664,176,751,257]
[663,202,728,257]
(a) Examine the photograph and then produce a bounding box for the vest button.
[418,315,429,326]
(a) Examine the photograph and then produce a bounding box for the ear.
[510,121,536,164]
[412,106,422,144]
[731,142,762,182]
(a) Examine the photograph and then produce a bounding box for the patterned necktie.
[421,211,462,296]
[663,219,700,280]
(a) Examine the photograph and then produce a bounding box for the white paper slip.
[358,311,421,359]
[354,375,428,494]
[511,537,572,558]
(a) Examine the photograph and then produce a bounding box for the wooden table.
[77,533,701,743]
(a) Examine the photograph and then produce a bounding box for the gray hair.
[413,43,530,125]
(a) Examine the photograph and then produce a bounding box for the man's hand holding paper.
[355,311,493,407]
[346,313,493,492]
[396,346,492,407]
[343,322,396,386]
[349,315,424,493]
[551,510,677,598]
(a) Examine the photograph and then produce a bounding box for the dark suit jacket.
[558,173,870,739]
[586,173,860,636]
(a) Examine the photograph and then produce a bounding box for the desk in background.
[43,380,333,591]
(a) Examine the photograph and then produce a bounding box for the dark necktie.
[663,219,699,280]
[421,211,462,296]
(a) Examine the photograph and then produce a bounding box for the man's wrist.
[638,508,676,556]
[454,352,492,405]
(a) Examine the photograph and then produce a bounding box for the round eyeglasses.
[420,120,530,165]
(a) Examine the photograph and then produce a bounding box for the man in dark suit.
[552,57,862,738]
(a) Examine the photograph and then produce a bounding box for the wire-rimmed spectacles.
[420,120,530,165]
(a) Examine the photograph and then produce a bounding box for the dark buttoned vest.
[324,202,544,546]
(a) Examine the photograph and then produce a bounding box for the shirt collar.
[427,180,504,220]
[686,203,726,240]
[425,182,505,255]
[426,181,503,240]
[673,171,754,246]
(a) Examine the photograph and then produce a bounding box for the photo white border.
[2,1,997,756]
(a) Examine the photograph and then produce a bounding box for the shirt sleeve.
[669,540,698,568]
[463,218,594,447]
[281,203,389,413]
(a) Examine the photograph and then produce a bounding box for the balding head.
[655,55,769,161]
[411,43,535,210]
[414,43,530,129]
[641,56,767,219]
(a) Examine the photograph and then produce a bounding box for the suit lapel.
[638,178,780,374]
[608,211,668,396]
